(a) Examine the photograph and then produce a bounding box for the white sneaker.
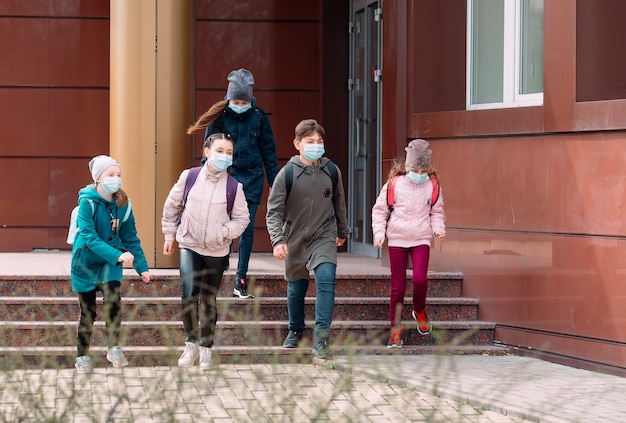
[75,355,93,374]
[199,346,213,370]
[178,342,198,368]
[106,346,129,368]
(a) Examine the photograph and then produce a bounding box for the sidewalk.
[1,252,625,422]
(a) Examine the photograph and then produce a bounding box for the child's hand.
[118,252,134,265]
[273,244,288,260]
[374,237,385,249]
[434,230,446,240]
[336,238,346,247]
[163,240,174,256]
[141,271,152,282]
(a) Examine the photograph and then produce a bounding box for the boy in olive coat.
[266,119,350,359]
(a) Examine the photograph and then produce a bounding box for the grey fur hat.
[89,155,120,182]
[405,139,432,170]
[225,68,254,102]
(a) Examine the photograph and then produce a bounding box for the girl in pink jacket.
[371,139,446,348]
[162,133,250,369]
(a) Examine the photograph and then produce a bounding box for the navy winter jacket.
[204,98,279,204]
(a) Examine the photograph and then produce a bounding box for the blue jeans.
[236,202,258,281]
[287,262,337,335]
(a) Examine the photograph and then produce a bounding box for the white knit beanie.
[89,155,120,182]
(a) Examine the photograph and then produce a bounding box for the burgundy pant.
[388,245,430,328]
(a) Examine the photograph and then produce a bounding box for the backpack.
[182,166,238,215]
[284,160,339,203]
[386,174,440,215]
[67,198,132,245]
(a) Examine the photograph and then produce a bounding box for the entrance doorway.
[348,0,382,257]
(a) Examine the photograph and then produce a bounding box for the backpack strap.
[429,176,440,206]
[183,166,238,216]
[284,162,294,200]
[387,174,440,213]
[386,175,400,213]
[121,199,132,222]
[321,161,339,201]
[226,175,238,216]
[182,166,202,207]
[285,161,339,205]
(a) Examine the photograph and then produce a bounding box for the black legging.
[76,281,122,356]
[179,248,228,348]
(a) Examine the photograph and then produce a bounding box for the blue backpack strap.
[182,166,202,206]
[226,175,238,216]
[122,199,132,222]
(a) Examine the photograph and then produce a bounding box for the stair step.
[0,273,463,298]
[0,344,510,369]
[0,296,479,321]
[0,320,496,348]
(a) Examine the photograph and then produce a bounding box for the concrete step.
[0,273,463,298]
[0,344,510,370]
[0,320,496,348]
[0,296,479,322]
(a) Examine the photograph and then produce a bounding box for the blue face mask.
[101,177,122,194]
[228,102,252,114]
[303,144,325,161]
[407,172,429,185]
[209,152,233,172]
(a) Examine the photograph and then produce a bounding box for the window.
[467,0,544,109]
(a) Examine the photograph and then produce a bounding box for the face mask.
[407,172,429,185]
[302,144,325,161]
[209,152,233,172]
[102,177,122,194]
[228,102,252,114]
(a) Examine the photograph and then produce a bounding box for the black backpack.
[283,160,339,208]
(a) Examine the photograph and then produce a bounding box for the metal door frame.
[348,0,382,257]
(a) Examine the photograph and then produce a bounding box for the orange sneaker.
[387,330,403,348]
[412,309,432,335]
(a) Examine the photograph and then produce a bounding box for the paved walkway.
[1,252,626,422]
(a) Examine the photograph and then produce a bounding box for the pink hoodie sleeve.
[371,183,390,242]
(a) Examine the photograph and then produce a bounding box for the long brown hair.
[187,100,229,135]
[113,188,129,207]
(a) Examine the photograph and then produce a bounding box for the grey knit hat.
[225,68,254,102]
[405,139,432,170]
[89,155,120,182]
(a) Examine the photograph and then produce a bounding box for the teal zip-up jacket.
[70,185,149,293]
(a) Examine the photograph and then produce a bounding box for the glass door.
[348,0,381,257]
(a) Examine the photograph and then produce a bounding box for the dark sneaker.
[387,330,403,349]
[412,309,432,335]
[283,330,303,348]
[233,279,254,299]
[312,331,332,359]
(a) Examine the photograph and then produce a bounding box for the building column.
[110,0,194,268]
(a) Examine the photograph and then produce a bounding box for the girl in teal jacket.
[70,155,151,374]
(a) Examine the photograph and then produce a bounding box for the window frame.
[466,0,544,110]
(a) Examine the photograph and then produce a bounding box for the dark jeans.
[180,248,228,347]
[287,262,337,336]
[388,245,430,328]
[236,202,258,282]
[76,280,122,357]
